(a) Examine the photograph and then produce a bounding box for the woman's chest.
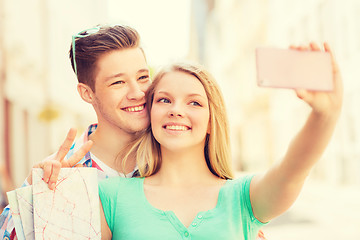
[144,186,221,227]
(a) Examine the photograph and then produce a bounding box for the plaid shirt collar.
[67,123,139,177]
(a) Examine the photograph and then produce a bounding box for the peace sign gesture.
[27,128,93,190]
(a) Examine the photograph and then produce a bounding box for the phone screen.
[256,47,333,91]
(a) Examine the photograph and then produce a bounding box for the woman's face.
[150,71,210,152]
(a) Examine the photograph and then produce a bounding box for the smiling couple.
[1,24,342,240]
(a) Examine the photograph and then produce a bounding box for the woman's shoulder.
[98,177,144,204]
[227,174,254,185]
[222,174,254,194]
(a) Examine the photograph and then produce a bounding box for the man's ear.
[77,83,95,104]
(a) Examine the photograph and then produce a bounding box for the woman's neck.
[150,146,219,187]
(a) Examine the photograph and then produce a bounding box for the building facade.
[190,0,360,185]
[0,0,107,186]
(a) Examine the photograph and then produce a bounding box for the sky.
[108,0,191,67]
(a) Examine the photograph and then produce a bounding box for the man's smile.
[122,104,145,112]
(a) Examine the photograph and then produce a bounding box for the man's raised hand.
[28,128,93,190]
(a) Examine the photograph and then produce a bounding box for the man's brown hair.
[69,25,142,91]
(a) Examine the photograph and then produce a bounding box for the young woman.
[98,42,343,240]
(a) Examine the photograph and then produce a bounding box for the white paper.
[6,190,26,240]
[32,168,101,240]
[16,186,34,240]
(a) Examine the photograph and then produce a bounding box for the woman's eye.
[190,101,202,106]
[157,98,170,103]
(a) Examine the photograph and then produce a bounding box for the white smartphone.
[255,47,333,91]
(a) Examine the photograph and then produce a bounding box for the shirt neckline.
[90,152,138,178]
[138,177,230,230]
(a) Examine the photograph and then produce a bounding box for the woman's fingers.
[309,42,321,51]
[323,42,340,73]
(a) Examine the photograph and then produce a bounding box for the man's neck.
[88,124,136,173]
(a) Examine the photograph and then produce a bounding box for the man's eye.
[138,75,149,81]
[111,80,125,85]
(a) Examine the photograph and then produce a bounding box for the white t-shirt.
[89,153,137,179]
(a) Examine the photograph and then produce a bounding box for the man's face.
[91,48,151,134]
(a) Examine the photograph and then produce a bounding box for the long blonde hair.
[124,61,234,179]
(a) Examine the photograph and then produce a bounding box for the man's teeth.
[166,125,188,131]
[125,105,144,112]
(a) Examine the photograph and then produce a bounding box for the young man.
[0,24,151,240]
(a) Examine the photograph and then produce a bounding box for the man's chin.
[126,122,150,135]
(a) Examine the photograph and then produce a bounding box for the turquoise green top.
[98,175,266,240]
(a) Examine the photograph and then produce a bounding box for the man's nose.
[127,83,145,100]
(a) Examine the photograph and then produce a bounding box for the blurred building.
[1,0,359,188]
[190,0,360,185]
[0,0,107,186]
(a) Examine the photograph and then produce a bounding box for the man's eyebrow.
[138,68,150,74]
[105,68,149,81]
[105,72,125,81]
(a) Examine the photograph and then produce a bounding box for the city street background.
[263,179,360,239]
[1,0,359,238]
